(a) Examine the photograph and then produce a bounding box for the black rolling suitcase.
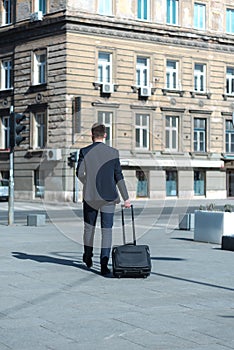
[112,205,151,278]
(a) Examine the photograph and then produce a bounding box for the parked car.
[0,179,9,201]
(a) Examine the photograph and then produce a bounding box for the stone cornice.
[189,109,212,114]
[1,11,234,53]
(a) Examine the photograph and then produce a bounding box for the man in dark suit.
[76,123,131,275]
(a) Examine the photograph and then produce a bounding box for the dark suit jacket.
[76,142,129,205]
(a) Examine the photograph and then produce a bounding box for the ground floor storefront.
[1,149,233,202]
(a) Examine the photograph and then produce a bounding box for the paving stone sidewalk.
[0,213,233,350]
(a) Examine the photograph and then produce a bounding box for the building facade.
[0,0,234,202]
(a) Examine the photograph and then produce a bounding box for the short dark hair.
[91,123,106,138]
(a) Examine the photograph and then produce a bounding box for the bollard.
[27,214,46,226]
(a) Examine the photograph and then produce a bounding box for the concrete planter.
[179,213,195,230]
[194,211,234,244]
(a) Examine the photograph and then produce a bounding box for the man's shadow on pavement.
[11,252,103,277]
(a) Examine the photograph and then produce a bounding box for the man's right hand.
[124,199,131,208]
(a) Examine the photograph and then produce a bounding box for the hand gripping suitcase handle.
[121,204,136,245]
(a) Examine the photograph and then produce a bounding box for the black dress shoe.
[100,257,110,276]
[101,265,111,276]
[83,254,93,268]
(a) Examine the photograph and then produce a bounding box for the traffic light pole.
[8,147,14,225]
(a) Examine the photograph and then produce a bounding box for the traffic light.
[68,151,77,167]
[15,113,27,146]
[10,113,27,148]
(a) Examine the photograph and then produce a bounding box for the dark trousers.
[83,201,115,262]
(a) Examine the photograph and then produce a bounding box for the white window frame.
[98,0,112,16]
[194,118,206,152]
[35,0,46,14]
[34,112,46,148]
[1,59,12,90]
[226,8,234,34]
[2,0,12,25]
[137,0,150,21]
[225,120,234,153]
[97,111,113,146]
[166,60,178,90]
[194,3,206,30]
[166,0,178,25]
[136,57,150,87]
[33,51,46,85]
[226,67,234,95]
[1,116,10,149]
[135,114,149,149]
[194,63,206,92]
[165,116,179,151]
[98,52,112,84]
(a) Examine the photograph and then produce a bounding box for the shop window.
[34,169,44,198]
[166,170,177,196]
[136,170,148,197]
[227,171,234,197]
[194,170,205,196]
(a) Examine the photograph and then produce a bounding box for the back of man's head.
[91,123,106,139]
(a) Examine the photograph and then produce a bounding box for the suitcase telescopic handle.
[121,204,136,245]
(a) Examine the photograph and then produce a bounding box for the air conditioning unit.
[46,149,62,161]
[30,11,43,22]
[102,83,114,94]
[140,86,152,97]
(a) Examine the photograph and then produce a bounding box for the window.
[35,0,46,14]
[194,3,206,30]
[194,63,206,92]
[137,0,149,20]
[1,59,12,90]
[226,8,234,34]
[194,170,205,196]
[194,118,206,152]
[136,170,148,197]
[34,168,44,198]
[166,60,178,89]
[135,114,149,149]
[34,112,46,148]
[98,0,112,15]
[0,116,10,149]
[225,120,234,153]
[166,170,177,196]
[166,0,178,25]
[136,57,149,87]
[98,111,113,146]
[226,67,234,95]
[227,170,234,197]
[33,50,46,85]
[98,52,112,84]
[2,0,12,25]
[165,116,179,151]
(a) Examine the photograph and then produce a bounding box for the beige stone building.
[0,0,234,202]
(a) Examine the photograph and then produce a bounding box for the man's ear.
[103,133,107,139]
